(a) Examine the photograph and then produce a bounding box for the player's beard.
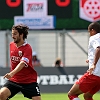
[14,37,21,43]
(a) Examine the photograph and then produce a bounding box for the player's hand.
[4,73,13,79]
[87,65,95,75]
[86,59,89,63]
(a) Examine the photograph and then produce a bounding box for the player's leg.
[21,82,41,100]
[68,83,82,100]
[32,96,41,100]
[83,83,100,100]
[0,80,20,100]
[83,73,100,100]
[0,87,11,100]
[83,92,93,100]
[31,85,41,100]
[32,83,41,100]
[68,73,89,100]
[68,72,92,100]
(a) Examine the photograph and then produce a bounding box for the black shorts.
[3,80,41,99]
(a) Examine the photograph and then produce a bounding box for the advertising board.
[0,0,100,30]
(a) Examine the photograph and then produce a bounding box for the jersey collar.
[16,41,28,48]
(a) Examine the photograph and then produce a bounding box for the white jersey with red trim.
[88,33,100,76]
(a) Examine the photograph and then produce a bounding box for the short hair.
[88,22,100,33]
[12,24,29,40]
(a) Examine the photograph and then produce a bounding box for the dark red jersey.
[9,41,37,83]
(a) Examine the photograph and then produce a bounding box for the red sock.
[68,95,79,100]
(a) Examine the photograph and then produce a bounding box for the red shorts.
[76,72,100,95]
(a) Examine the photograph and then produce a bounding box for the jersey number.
[36,87,40,93]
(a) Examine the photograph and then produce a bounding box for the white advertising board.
[14,16,56,29]
[79,0,100,22]
[24,0,48,17]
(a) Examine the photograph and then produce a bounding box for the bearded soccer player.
[0,24,41,100]
[68,22,100,100]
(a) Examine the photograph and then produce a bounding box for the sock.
[68,95,80,100]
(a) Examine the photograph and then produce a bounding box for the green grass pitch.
[10,93,100,100]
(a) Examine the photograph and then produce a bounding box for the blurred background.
[0,0,100,94]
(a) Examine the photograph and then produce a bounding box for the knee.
[0,91,9,100]
[68,91,70,96]
[68,90,73,96]
[68,92,70,98]
[0,91,6,99]
[68,91,72,99]
[68,91,72,100]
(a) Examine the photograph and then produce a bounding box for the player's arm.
[4,61,25,79]
[88,46,100,74]
[86,59,89,63]
[93,46,100,66]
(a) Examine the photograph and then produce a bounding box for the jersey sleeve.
[21,45,32,67]
[92,39,100,49]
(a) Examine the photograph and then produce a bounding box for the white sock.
[73,98,80,100]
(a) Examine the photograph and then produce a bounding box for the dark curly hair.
[12,24,29,40]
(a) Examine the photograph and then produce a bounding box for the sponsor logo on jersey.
[18,51,22,57]
[11,56,20,62]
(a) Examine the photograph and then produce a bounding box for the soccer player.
[0,24,41,100]
[68,22,100,100]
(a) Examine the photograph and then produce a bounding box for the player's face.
[88,28,95,36]
[88,29,92,36]
[12,29,22,43]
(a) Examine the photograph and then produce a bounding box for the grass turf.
[10,93,100,100]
